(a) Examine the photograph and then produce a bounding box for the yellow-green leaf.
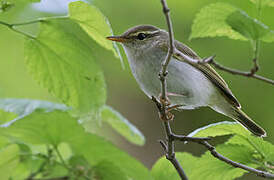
[101,106,145,146]
[69,1,122,62]
[24,18,106,115]
[190,3,246,41]
[250,0,274,7]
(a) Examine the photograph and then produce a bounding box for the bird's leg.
[167,104,184,111]
[154,94,174,121]
[158,93,171,106]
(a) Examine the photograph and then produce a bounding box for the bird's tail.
[212,105,266,137]
[231,108,266,137]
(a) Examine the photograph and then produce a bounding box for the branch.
[154,1,274,179]
[199,141,274,178]
[202,56,274,85]
[156,0,188,179]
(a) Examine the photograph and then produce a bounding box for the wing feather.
[173,40,241,108]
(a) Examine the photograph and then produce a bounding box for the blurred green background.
[0,0,273,179]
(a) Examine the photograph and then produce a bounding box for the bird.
[107,25,266,137]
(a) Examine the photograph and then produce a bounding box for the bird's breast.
[125,47,216,109]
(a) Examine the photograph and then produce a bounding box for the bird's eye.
[137,33,146,40]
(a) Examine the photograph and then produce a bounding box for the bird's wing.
[173,40,241,108]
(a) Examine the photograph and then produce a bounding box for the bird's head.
[107,25,168,53]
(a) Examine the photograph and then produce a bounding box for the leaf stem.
[53,145,70,171]
[0,19,42,39]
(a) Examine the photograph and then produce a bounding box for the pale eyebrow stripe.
[130,30,160,37]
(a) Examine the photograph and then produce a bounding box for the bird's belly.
[131,56,216,109]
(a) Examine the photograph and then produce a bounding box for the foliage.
[190,2,274,43]
[152,122,274,180]
[0,1,149,179]
[0,0,273,179]
[0,100,152,179]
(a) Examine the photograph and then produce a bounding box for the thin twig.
[53,145,70,171]
[154,0,274,179]
[155,0,188,179]
[199,141,274,178]
[203,57,274,85]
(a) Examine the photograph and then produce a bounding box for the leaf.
[152,144,259,180]
[250,0,274,7]
[226,10,271,41]
[24,18,106,115]
[0,135,9,148]
[0,98,68,127]
[101,106,145,146]
[190,2,274,43]
[0,144,20,180]
[190,3,246,41]
[188,145,259,180]
[1,102,153,180]
[0,1,14,12]
[0,109,17,125]
[9,143,33,180]
[69,1,122,62]
[151,153,197,180]
[261,30,274,42]
[2,110,84,146]
[248,136,274,163]
[69,133,153,180]
[188,121,274,169]
[188,121,251,138]
[93,161,128,180]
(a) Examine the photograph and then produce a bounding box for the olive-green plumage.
[107,25,266,137]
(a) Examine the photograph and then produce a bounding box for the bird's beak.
[106,36,126,43]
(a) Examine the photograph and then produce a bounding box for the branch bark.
[202,56,274,85]
[155,0,274,179]
[156,0,188,179]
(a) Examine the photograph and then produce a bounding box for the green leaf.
[9,143,33,180]
[101,106,145,146]
[188,121,274,170]
[24,18,106,115]
[0,144,20,180]
[69,1,122,62]
[0,135,9,148]
[248,136,274,163]
[152,144,259,180]
[261,30,274,42]
[0,98,68,127]
[151,153,197,180]
[190,2,274,42]
[2,110,84,146]
[190,3,245,41]
[250,0,274,7]
[69,133,153,180]
[188,145,259,180]
[1,101,152,180]
[93,161,128,180]
[188,121,250,138]
[0,109,17,125]
[0,1,14,12]
[226,10,271,41]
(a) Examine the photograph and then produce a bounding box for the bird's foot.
[167,104,184,111]
[158,94,171,106]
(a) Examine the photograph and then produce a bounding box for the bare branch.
[154,1,274,180]
[202,56,274,85]
[155,0,188,179]
[199,141,274,179]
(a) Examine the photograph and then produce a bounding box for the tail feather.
[212,105,266,137]
[233,108,266,137]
